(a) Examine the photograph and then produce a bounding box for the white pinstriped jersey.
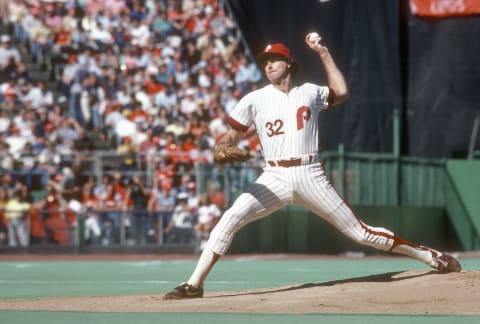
[229,83,330,160]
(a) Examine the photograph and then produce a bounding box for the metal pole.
[393,109,401,205]
[338,144,345,197]
[467,113,480,159]
[77,212,85,254]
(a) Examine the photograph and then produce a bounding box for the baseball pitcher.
[163,33,461,299]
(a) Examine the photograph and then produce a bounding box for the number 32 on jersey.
[265,106,312,137]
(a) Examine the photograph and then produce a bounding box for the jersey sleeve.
[304,83,331,110]
[228,92,255,132]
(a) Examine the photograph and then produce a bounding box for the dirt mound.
[1,270,479,314]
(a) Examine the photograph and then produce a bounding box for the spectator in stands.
[148,174,175,239]
[189,7,209,38]
[186,181,199,212]
[144,65,164,96]
[5,124,28,161]
[155,62,173,88]
[73,129,95,152]
[112,171,128,202]
[29,16,52,65]
[49,166,83,204]
[116,136,137,171]
[56,117,82,144]
[13,62,32,83]
[151,8,173,40]
[151,106,171,133]
[4,2,26,43]
[0,173,19,197]
[222,85,240,114]
[61,5,79,32]
[92,174,112,202]
[44,3,63,31]
[16,79,40,108]
[208,106,228,141]
[180,87,198,117]
[32,109,50,140]
[104,102,126,145]
[37,181,72,245]
[37,140,61,174]
[84,209,103,245]
[81,10,99,35]
[13,106,35,138]
[98,181,124,245]
[89,22,114,52]
[18,182,34,204]
[81,182,102,245]
[190,135,214,163]
[206,179,226,211]
[129,2,148,23]
[17,141,37,176]
[164,114,186,137]
[47,103,65,128]
[130,18,151,48]
[33,80,54,109]
[186,114,208,138]
[209,7,236,42]
[234,53,261,93]
[167,1,187,35]
[181,38,201,69]
[164,191,195,244]
[0,187,8,245]
[0,78,17,102]
[0,35,21,74]
[103,0,126,18]
[4,189,31,247]
[0,137,14,170]
[125,172,150,244]
[194,192,221,251]
[177,173,193,194]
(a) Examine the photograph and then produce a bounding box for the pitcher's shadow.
[211,270,437,298]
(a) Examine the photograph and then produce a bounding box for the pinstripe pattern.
[207,82,398,255]
[207,168,292,254]
[207,162,395,254]
[229,83,329,160]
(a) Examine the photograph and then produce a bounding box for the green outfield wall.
[444,160,480,251]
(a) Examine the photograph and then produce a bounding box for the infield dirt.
[1,269,479,315]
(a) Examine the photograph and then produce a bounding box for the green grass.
[0,256,478,323]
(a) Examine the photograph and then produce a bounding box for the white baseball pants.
[206,162,396,255]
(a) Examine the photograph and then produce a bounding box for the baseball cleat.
[429,250,462,273]
[163,283,204,300]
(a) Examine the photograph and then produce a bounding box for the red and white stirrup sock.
[390,236,434,265]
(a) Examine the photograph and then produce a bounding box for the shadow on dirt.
[212,270,437,298]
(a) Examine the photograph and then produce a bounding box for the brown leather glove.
[214,144,252,164]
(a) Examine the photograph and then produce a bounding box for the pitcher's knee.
[205,209,245,255]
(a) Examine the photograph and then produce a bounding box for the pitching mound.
[1,270,478,314]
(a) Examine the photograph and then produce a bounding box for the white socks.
[187,248,217,288]
[392,244,433,265]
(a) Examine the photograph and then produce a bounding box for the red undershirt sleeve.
[327,87,336,107]
[228,117,249,133]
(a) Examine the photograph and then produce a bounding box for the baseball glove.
[214,144,252,164]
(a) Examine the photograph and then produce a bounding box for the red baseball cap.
[256,43,299,73]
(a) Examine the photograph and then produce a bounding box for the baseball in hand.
[308,32,321,42]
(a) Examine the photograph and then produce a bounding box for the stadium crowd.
[0,0,264,247]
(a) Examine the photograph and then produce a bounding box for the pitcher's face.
[264,57,290,84]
